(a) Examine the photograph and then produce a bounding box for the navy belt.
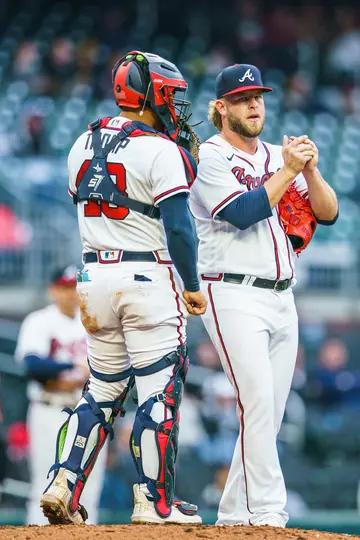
[84,251,157,263]
[223,273,291,291]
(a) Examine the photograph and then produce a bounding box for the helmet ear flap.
[112,53,151,109]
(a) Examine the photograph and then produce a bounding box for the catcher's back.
[68,116,191,254]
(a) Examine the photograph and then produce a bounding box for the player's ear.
[215,99,226,115]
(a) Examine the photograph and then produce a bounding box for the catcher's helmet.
[112,51,191,142]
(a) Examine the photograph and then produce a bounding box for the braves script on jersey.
[15,304,87,406]
[68,116,190,256]
[190,134,308,281]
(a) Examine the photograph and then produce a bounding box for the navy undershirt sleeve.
[218,186,272,230]
[158,193,199,292]
[316,210,339,226]
[24,354,73,384]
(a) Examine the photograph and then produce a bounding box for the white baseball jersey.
[190,134,308,281]
[15,304,87,406]
[68,116,190,255]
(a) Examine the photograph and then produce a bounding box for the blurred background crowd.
[1,0,360,526]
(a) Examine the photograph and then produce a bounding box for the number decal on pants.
[76,161,129,220]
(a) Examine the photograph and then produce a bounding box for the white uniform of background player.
[190,64,338,527]
[40,51,206,525]
[15,266,106,525]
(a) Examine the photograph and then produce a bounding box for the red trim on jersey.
[234,155,255,171]
[262,142,271,175]
[267,218,281,280]
[68,187,75,197]
[75,159,91,188]
[203,141,222,147]
[154,251,173,265]
[276,207,294,280]
[168,268,184,346]
[200,273,224,281]
[154,185,189,204]
[211,191,243,217]
[208,284,253,515]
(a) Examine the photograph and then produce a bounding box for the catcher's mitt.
[176,120,201,163]
[278,183,317,255]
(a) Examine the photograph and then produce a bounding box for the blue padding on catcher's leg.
[130,347,190,517]
[132,346,187,377]
[83,392,114,439]
[88,360,133,382]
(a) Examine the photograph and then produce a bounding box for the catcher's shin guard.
[130,346,189,518]
[45,375,134,518]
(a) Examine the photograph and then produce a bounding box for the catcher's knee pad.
[46,374,134,515]
[130,345,188,518]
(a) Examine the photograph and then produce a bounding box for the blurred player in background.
[15,265,106,525]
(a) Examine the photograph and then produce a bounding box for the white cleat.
[131,484,202,525]
[40,468,87,525]
[252,514,286,528]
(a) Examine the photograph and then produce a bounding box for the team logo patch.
[75,435,86,449]
[104,251,116,259]
[239,69,255,83]
[98,250,121,263]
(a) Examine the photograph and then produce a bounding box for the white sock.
[139,483,151,496]
[65,470,77,485]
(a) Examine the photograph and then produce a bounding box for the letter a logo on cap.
[239,69,255,83]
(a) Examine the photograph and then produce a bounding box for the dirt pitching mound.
[0,524,356,540]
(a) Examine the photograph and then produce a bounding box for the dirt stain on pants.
[77,291,100,334]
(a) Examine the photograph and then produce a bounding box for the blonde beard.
[227,111,264,138]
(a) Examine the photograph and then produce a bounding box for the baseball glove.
[176,120,201,163]
[278,183,317,255]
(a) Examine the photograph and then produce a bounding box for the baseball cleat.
[131,484,202,524]
[40,468,87,525]
[252,514,285,528]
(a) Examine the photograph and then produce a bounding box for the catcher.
[189,62,338,528]
[40,50,206,526]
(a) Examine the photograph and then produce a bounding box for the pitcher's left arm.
[301,139,338,225]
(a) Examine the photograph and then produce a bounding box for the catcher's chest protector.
[73,118,197,217]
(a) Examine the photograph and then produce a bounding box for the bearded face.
[221,91,266,138]
[227,108,265,138]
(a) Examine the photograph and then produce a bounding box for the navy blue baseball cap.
[216,64,272,99]
[50,265,77,286]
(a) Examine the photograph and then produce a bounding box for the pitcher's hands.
[282,135,315,176]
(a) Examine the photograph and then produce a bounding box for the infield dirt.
[0,524,356,540]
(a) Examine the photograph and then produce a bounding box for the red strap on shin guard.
[71,426,107,512]
[155,418,174,517]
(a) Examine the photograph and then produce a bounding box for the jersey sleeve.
[194,145,244,218]
[68,133,89,199]
[14,313,52,363]
[150,142,190,206]
[68,141,78,199]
